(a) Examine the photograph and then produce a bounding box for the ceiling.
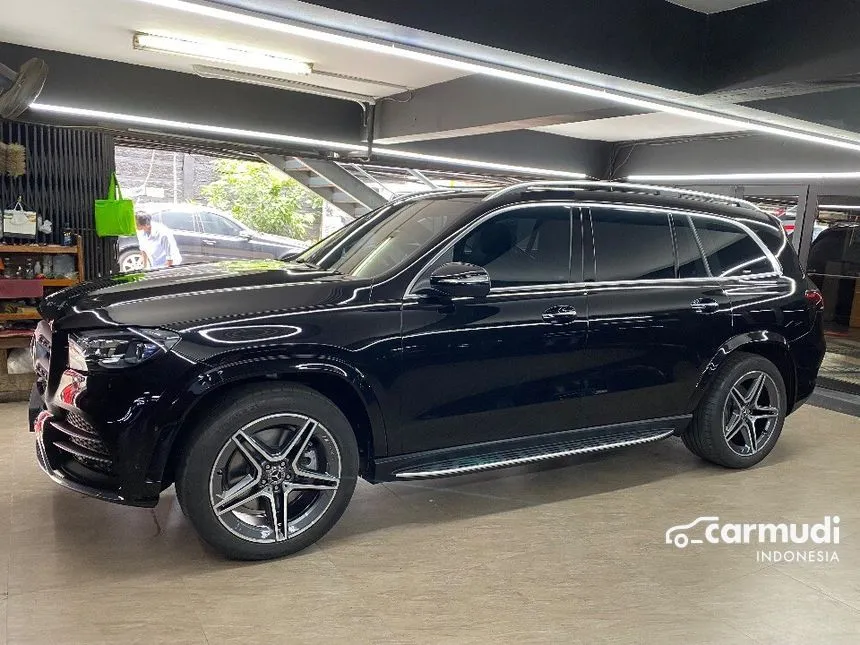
[532,112,750,142]
[666,0,767,13]
[0,0,468,98]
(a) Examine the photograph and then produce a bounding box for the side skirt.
[369,415,691,482]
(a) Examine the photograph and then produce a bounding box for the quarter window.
[691,217,773,276]
[591,208,675,281]
[450,206,573,287]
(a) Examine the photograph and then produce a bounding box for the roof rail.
[483,180,764,212]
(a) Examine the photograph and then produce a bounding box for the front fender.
[147,348,390,487]
[689,330,792,411]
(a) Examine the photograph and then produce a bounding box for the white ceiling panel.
[532,112,751,142]
[0,0,468,98]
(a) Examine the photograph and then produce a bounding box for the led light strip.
[132,0,860,154]
[29,103,585,178]
[627,171,860,183]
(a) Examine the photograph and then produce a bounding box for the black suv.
[29,181,825,560]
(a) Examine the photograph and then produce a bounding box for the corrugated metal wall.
[0,120,117,278]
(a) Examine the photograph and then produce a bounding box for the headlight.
[68,328,180,371]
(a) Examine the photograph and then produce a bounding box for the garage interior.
[0,0,859,642]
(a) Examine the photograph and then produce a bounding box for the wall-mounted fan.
[0,58,48,119]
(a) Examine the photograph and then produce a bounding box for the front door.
[393,203,591,454]
[198,212,258,260]
[581,206,733,428]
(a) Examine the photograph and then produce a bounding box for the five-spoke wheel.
[177,384,358,560]
[683,352,787,468]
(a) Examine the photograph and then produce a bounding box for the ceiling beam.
[374,75,637,144]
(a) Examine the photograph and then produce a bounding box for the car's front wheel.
[176,383,359,560]
[683,352,787,468]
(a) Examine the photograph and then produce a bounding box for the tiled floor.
[0,402,858,644]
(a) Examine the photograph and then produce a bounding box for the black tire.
[176,383,359,560]
[682,352,787,469]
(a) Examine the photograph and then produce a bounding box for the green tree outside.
[201,159,322,240]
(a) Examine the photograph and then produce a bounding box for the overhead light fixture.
[27,102,585,179]
[820,204,860,210]
[131,0,860,155]
[133,32,313,75]
[193,65,376,103]
[627,171,860,182]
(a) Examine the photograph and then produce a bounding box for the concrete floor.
[0,402,857,644]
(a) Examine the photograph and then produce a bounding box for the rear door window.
[159,211,198,232]
[591,207,675,281]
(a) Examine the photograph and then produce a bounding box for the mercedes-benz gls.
[29,181,825,560]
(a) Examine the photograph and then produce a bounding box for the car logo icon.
[665,516,720,548]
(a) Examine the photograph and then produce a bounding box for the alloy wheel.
[722,370,780,456]
[209,413,342,543]
[120,252,145,272]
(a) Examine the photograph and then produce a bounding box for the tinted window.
[200,212,242,236]
[808,227,860,277]
[672,214,708,279]
[692,217,773,276]
[298,197,479,278]
[451,206,572,287]
[159,211,196,232]
[592,208,674,281]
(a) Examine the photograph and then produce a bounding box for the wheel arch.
[155,360,388,489]
[692,331,797,413]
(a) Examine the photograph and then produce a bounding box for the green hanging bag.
[94,173,136,237]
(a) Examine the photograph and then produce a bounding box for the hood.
[41,259,371,331]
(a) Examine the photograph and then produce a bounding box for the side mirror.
[280,251,300,261]
[429,262,491,298]
[239,230,253,239]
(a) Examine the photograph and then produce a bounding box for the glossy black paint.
[29,186,825,506]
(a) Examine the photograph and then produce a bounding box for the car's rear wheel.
[176,383,359,560]
[118,248,145,272]
[683,352,787,468]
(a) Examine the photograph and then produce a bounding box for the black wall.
[1,120,117,278]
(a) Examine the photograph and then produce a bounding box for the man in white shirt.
[135,214,183,268]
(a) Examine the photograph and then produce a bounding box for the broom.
[6,144,26,178]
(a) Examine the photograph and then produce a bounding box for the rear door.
[581,205,733,428]
[198,212,258,260]
[157,211,205,264]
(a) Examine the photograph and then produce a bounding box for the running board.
[372,418,688,482]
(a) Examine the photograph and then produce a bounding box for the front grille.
[52,413,113,475]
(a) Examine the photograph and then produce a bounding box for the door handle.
[202,239,217,246]
[542,304,578,324]
[691,297,720,314]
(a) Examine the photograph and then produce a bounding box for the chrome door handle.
[542,305,578,324]
[202,239,217,246]
[691,298,720,314]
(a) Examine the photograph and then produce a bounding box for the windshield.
[295,197,481,278]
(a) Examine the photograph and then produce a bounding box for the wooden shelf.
[40,278,77,287]
[0,244,78,254]
[0,312,41,321]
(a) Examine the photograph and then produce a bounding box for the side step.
[374,417,687,481]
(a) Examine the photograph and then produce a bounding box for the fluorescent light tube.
[133,32,313,75]
[131,0,860,155]
[27,103,585,178]
[627,172,860,182]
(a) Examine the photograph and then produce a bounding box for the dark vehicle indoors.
[117,204,308,271]
[29,181,825,560]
